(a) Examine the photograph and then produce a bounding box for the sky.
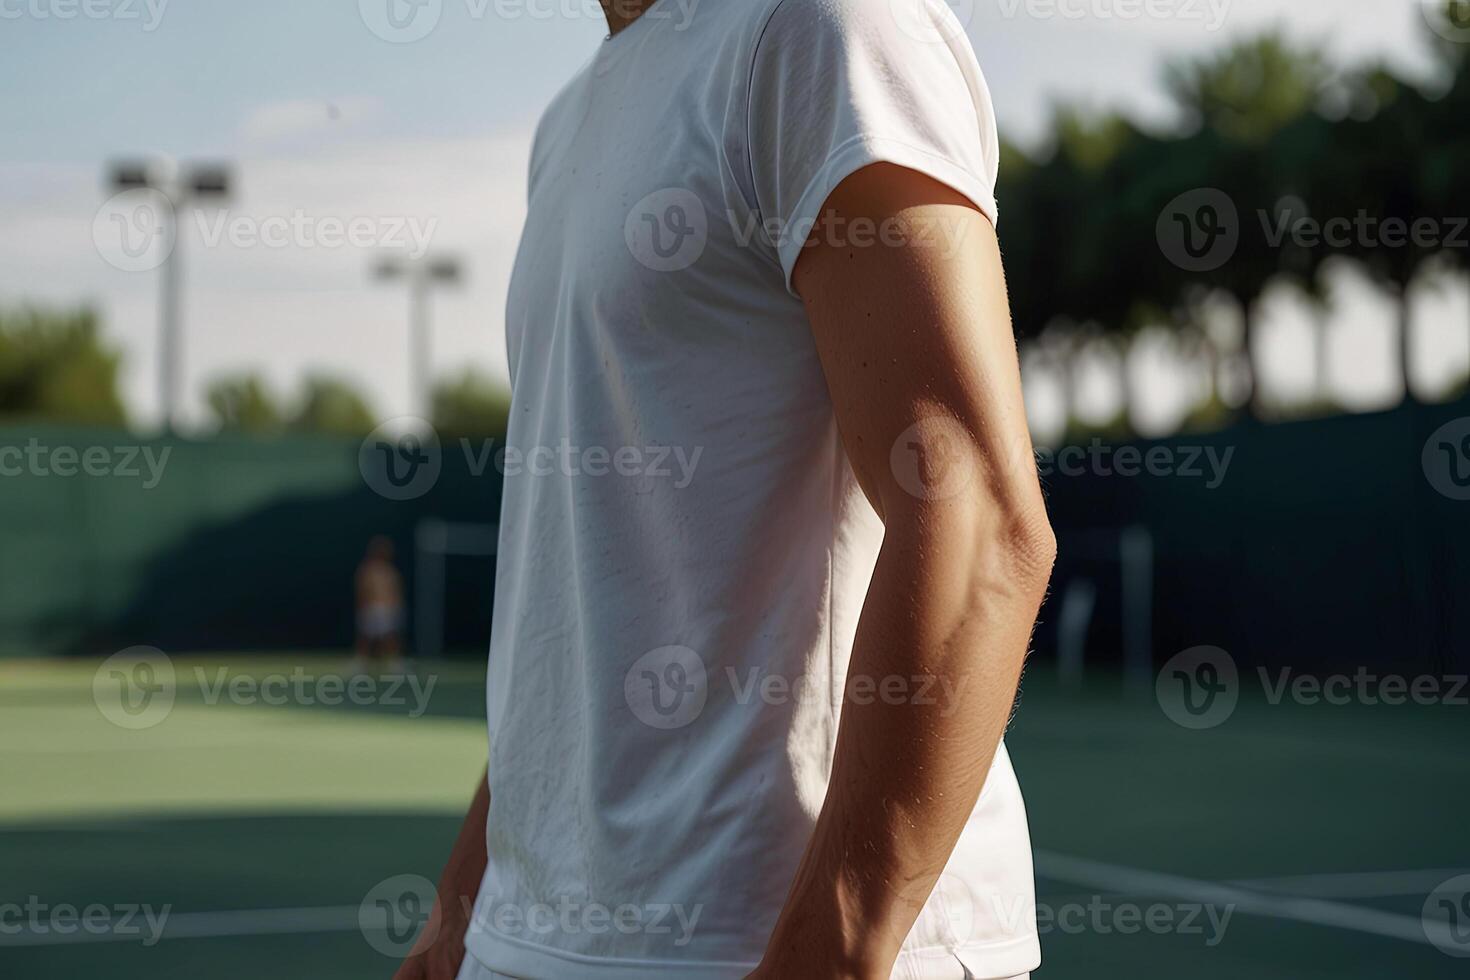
[1,0,1465,437]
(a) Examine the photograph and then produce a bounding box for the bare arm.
[752,164,1055,978]
[394,771,490,980]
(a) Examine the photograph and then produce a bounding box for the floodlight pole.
[106,160,232,433]
[410,272,431,422]
[160,219,183,430]
[374,255,463,419]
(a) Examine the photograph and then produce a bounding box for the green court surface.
[1,655,1466,978]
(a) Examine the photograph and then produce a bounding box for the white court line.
[2,853,1453,948]
[0,905,362,947]
[1034,850,1447,948]
[1229,869,1470,900]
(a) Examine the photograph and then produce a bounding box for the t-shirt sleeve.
[745,0,1001,294]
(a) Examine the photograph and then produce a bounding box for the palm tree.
[1317,66,1441,403]
[1422,4,1470,379]
[1163,34,1333,419]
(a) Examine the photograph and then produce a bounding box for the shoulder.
[750,0,963,49]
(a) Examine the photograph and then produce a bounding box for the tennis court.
[2,654,1465,978]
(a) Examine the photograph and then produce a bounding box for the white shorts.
[455,961,516,980]
[357,604,403,639]
[454,954,1029,980]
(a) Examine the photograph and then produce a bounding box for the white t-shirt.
[468,0,1041,977]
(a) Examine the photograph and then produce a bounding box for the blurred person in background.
[397,0,1054,978]
[355,535,406,674]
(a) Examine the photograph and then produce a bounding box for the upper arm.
[740,0,1050,558]
[793,163,1049,551]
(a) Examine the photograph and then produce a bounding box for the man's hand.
[392,894,471,980]
[754,162,1055,978]
[393,772,490,980]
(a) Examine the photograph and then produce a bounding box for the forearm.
[438,771,490,907]
[400,770,489,973]
[758,509,1052,978]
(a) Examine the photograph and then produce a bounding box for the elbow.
[884,475,1057,600]
[996,507,1057,597]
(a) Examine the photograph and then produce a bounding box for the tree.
[289,374,376,437]
[205,373,284,434]
[0,307,129,426]
[1163,33,1333,419]
[1165,34,1331,144]
[431,369,511,438]
[1314,66,1442,403]
[1422,2,1470,381]
[999,112,1160,432]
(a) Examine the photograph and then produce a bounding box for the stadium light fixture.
[105,158,235,434]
